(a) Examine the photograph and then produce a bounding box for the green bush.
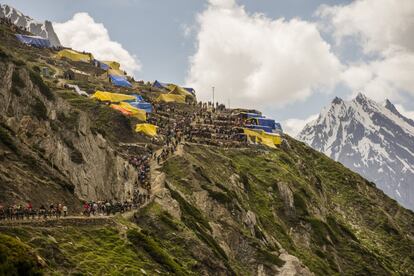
[29,70,54,101]
[12,70,25,88]
[201,184,232,205]
[32,65,40,73]
[306,218,338,245]
[127,229,187,275]
[159,211,180,231]
[31,97,48,120]
[12,59,26,66]
[0,234,42,276]
[293,192,309,217]
[70,149,84,164]
[0,47,9,61]
[257,248,285,267]
[11,86,21,96]
[0,126,17,153]
[57,111,79,131]
[168,186,211,231]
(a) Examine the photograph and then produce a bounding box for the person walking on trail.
[56,203,62,219]
[49,203,55,218]
[105,201,111,216]
[62,205,68,217]
[83,202,90,216]
[26,201,32,220]
[40,204,47,219]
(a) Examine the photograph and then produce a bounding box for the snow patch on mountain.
[298,93,414,210]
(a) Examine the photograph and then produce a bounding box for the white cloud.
[319,0,414,102]
[54,13,141,76]
[283,114,319,137]
[318,0,414,55]
[395,104,414,120]
[186,1,342,109]
[342,52,414,102]
[208,0,236,9]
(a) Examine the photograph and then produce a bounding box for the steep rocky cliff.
[0,48,140,207]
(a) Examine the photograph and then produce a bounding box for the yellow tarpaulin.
[119,102,146,121]
[167,84,193,97]
[156,94,186,104]
[102,61,121,70]
[243,128,281,148]
[262,132,282,145]
[135,123,158,137]
[108,68,125,77]
[56,49,93,62]
[91,91,136,103]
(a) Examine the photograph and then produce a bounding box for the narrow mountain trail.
[0,143,183,227]
[150,144,183,198]
[0,210,137,227]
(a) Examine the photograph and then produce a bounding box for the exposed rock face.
[0,4,61,46]
[0,61,137,205]
[278,251,314,276]
[298,93,414,210]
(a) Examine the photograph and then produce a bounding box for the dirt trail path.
[0,143,184,227]
[150,144,184,198]
[0,209,138,227]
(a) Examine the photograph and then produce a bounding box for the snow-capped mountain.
[298,93,414,210]
[0,3,61,46]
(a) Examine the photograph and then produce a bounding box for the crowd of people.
[0,202,68,221]
[129,154,151,191]
[152,101,248,148]
[0,200,142,221]
[82,200,137,216]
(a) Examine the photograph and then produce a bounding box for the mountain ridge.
[298,93,414,210]
[0,3,61,47]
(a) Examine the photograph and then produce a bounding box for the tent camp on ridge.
[109,75,132,88]
[56,49,93,63]
[15,34,51,48]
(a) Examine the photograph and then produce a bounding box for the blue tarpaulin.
[153,80,169,89]
[184,87,196,96]
[243,112,262,119]
[126,94,153,113]
[133,94,144,102]
[99,61,109,70]
[130,102,153,113]
[109,74,132,88]
[245,124,273,133]
[15,34,51,48]
[257,118,276,130]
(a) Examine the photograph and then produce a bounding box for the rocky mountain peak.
[298,94,414,210]
[353,92,372,107]
[331,96,343,105]
[0,3,61,46]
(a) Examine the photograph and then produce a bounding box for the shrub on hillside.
[29,70,54,101]
[0,126,17,153]
[127,229,186,275]
[0,234,42,275]
[31,97,48,120]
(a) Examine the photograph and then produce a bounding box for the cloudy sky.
[5,0,414,135]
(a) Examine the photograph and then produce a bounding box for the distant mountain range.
[298,93,414,210]
[0,3,61,46]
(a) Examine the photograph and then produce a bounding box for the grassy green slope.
[150,138,414,275]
